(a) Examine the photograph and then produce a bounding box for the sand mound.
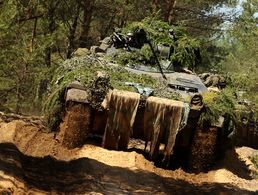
[0,116,257,194]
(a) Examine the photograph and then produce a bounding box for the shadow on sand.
[0,143,256,194]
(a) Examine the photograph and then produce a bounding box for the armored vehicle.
[46,28,227,170]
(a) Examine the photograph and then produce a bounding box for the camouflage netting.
[110,17,201,69]
[44,56,182,130]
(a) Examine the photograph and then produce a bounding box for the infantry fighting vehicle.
[46,28,228,170]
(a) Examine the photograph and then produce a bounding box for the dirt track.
[0,116,258,194]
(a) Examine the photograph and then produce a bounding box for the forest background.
[0,0,257,114]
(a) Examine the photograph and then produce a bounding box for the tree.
[0,0,50,113]
[219,0,258,103]
[79,0,95,47]
[164,0,177,24]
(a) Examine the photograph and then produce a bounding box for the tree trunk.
[152,0,159,14]
[67,5,80,59]
[29,18,38,53]
[79,0,94,48]
[117,14,127,28]
[102,12,116,39]
[164,0,177,24]
[36,79,48,102]
[15,85,22,114]
[45,11,55,66]
[44,1,60,66]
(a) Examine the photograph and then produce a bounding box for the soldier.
[111,28,126,49]
[126,32,136,49]
[133,28,148,48]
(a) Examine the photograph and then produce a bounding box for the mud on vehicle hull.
[59,85,223,170]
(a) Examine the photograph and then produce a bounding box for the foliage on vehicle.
[44,56,182,130]
[199,88,237,127]
[111,18,201,69]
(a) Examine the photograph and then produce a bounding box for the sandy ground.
[0,116,257,194]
